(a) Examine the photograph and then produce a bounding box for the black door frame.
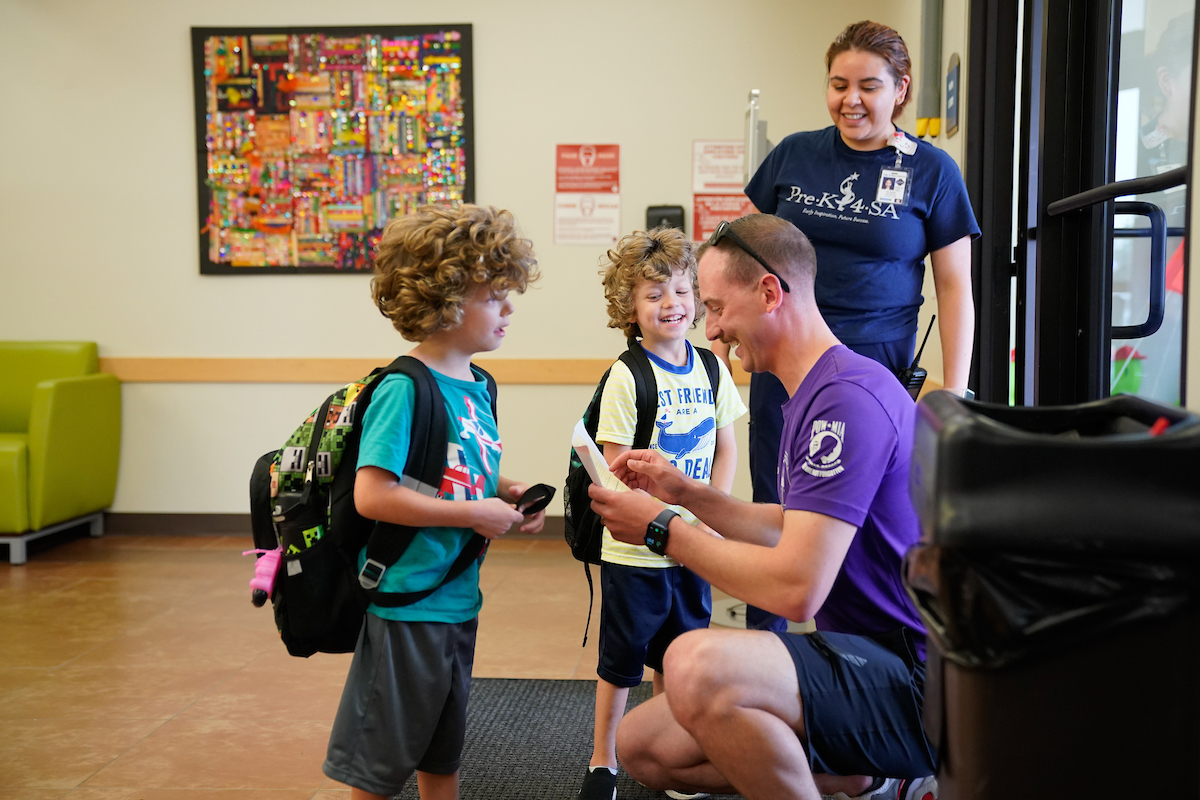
[964,0,1021,404]
[967,0,1123,406]
[1029,0,1121,405]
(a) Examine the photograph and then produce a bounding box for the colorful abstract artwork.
[191,26,473,274]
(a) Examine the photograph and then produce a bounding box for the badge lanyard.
[876,131,915,206]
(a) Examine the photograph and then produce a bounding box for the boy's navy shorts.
[323,613,477,796]
[598,562,711,688]
[777,628,936,779]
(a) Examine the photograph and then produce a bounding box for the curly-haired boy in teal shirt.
[323,204,545,800]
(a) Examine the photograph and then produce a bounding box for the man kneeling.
[588,214,936,800]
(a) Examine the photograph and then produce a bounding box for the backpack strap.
[475,364,499,420]
[618,339,659,450]
[359,356,493,606]
[695,345,721,399]
[394,355,447,497]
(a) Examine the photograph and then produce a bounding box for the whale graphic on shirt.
[654,416,716,460]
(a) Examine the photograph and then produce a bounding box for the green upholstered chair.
[0,342,121,564]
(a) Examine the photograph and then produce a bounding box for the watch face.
[645,515,671,555]
[645,509,677,555]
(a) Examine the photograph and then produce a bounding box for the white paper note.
[572,419,630,493]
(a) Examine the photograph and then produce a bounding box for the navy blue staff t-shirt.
[745,126,980,345]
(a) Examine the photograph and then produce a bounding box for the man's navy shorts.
[598,562,711,687]
[777,628,936,779]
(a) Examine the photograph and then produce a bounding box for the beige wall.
[914,0,971,382]
[2,0,942,514]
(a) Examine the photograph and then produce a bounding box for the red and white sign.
[692,140,745,195]
[693,194,757,242]
[556,144,620,193]
[555,144,621,245]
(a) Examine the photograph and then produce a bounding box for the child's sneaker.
[579,766,618,800]
[823,776,937,800]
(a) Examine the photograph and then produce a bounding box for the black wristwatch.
[645,509,679,556]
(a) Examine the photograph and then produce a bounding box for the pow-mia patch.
[802,420,845,478]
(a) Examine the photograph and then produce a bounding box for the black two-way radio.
[897,315,936,400]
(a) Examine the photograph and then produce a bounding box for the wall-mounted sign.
[554,144,620,245]
[692,140,745,195]
[693,194,756,242]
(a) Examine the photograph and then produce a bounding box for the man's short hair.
[713,214,817,294]
[371,204,538,341]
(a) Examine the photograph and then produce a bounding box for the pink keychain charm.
[242,547,282,607]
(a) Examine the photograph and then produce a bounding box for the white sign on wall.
[692,140,745,195]
[553,193,622,245]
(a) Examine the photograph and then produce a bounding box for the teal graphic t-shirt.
[356,367,501,622]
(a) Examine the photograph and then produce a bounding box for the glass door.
[1109,2,1192,405]
[998,0,1195,407]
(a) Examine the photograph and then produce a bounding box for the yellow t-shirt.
[594,342,747,567]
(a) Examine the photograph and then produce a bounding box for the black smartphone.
[516,483,556,515]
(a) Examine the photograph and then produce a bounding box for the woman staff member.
[730,20,979,633]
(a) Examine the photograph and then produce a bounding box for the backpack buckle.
[358,559,386,590]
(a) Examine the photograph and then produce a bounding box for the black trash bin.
[905,392,1200,799]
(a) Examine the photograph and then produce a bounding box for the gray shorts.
[323,613,478,796]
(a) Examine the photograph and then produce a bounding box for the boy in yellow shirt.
[579,227,746,800]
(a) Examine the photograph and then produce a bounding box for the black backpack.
[562,339,721,643]
[248,355,496,657]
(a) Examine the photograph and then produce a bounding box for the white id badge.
[876,167,911,206]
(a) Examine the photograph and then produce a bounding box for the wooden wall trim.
[103,512,567,538]
[96,356,939,394]
[99,357,755,385]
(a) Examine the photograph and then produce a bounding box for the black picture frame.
[191,25,474,275]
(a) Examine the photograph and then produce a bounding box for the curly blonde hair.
[372,204,539,341]
[599,227,701,339]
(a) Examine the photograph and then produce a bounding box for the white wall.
[0,0,927,514]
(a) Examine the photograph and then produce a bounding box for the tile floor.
[1,529,754,798]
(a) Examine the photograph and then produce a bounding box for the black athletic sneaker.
[579,766,618,800]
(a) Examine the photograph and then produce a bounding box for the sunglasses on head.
[707,220,791,293]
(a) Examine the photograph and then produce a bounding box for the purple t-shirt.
[778,345,926,655]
